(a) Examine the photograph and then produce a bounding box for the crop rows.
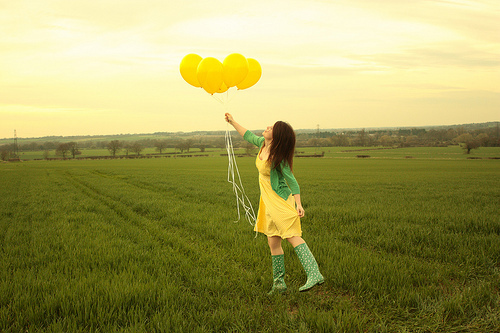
[1,157,499,332]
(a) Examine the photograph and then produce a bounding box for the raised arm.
[225,113,247,137]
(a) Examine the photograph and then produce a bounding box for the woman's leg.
[267,236,287,294]
[267,236,284,255]
[286,236,305,248]
[287,237,324,292]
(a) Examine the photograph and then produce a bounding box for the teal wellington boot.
[294,243,324,292]
[268,254,287,295]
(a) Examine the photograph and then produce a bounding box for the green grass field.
[1,153,499,332]
[12,145,500,161]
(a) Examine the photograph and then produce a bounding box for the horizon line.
[1,121,499,141]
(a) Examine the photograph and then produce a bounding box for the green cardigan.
[243,130,300,200]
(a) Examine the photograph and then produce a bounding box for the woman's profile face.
[263,125,273,140]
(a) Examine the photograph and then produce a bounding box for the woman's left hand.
[297,205,305,218]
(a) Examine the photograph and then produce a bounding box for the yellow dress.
[254,147,302,239]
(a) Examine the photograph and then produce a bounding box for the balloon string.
[212,89,236,105]
[225,124,257,230]
[211,94,224,104]
[225,89,236,104]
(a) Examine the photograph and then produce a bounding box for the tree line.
[1,124,499,160]
[0,137,217,160]
[297,125,499,153]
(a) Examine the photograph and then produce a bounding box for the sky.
[1,0,499,139]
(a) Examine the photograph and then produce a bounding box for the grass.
[0,154,499,332]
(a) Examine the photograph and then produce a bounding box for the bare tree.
[108,140,122,157]
[56,143,70,158]
[476,133,489,147]
[174,139,193,153]
[455,133,480,154]
[356,129,367,147]
[1,149,10,161]
[131,142,143,155]
[242,142,256,156]
[184,139,193,153]
[68,142,80,158]
[175,140,185,153]
[154,139,168,154]
[380,135,393,147]
[331,134,349,147]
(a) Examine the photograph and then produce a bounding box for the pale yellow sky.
[1,0,499,138]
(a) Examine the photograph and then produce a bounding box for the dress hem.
[254,230,303,239]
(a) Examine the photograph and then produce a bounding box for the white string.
[225,124,257,227]
[212,89,257,232]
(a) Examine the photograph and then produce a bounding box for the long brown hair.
[268,121,296,172]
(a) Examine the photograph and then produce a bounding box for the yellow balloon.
[236,58,261,90]
[216,82,228,94]
[197,57,224,95]
[180,54,202,88]
[222,53,249,88]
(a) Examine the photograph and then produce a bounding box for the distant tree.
[1,149,10,161]
[68,142,80,158]
[175,139,194,153]
[42,141,57,150]
[199,144,206,152]
[214,137,226,149]
[26,142,38,151]
[462,140,480,154]
[456,127,466,136]
[108,140,122,157]
[380,135,393,147]
[356,129,367,147]
[446,128,458,141]
[123,143,131,156]
[175,140,185,153]
[243,142,256,156]
[131,142,143,155]
[56,143,70,158]
[454,133,480,154]
[154,139,168,154]
[475,133,489,147]
[43,150,50,160]
[307,138,321,147]
[331,134,349,147]
[184,139,193,153]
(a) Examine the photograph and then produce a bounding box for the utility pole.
[13,129,18,157]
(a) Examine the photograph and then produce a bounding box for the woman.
[225,113,324,294]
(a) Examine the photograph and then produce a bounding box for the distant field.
[1,155,499,332]
[11,145,500,161]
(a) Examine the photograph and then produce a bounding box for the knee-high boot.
[294,243,324,292]
[268,254,287,295]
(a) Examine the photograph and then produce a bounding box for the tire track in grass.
[83,168,257,253]
[63,170,158,247]
[63,169,201,256]
[62,170,237,308]
[62,169,260,296]
[87,168,233,208]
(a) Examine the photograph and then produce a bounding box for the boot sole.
[299,279,325,292]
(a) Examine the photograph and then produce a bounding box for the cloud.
[0,0,498,138]
[343,0,499,43]
[349,42,500,70]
